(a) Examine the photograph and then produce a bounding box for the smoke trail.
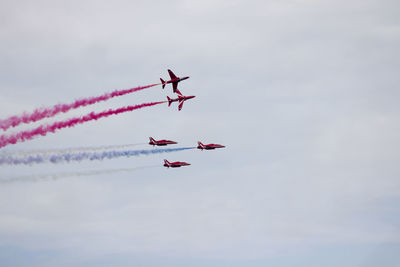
[0,101,165,149]
[0,147,195,165]
[0,165,160,184]
[0,143,146,158]
[0,83,159,131]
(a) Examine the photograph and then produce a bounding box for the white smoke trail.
[0,165,159,184]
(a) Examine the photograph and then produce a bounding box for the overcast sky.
[0,0,399,266]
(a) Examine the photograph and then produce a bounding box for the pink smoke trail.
[0,101,166,149]
[0,83,160,131]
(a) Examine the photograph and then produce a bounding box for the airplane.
[167,89,195,111]
[197,141,226,150]
[160,69,190,93]
[163,159,191,168]
[149,137,177,146]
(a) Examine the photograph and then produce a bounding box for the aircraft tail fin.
[160,78,165,89]
[198,141,204,149]
[164,159,170,167]
[167,96,172,106]
[149,137,156,145]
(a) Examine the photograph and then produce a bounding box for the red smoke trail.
[0,101,166,149]
[0,83,160,131]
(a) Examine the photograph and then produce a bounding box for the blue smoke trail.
[0,142,146,157]
[0,147,195,166]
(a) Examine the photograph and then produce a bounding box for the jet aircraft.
[197,141,226,150]
[163,159,191,168]
[167,89,195,111]
[160,69,189,93]
[149,137,177,146]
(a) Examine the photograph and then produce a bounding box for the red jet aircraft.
[197,141,226,150]
[167,89,195,111]
[163,159,191,168]
[149,137,177,146]
[160,69,189,93]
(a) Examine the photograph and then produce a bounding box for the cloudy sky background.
[0,0,399,266]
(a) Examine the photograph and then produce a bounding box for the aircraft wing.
[168,69,177,79]
[178,100,184,111]
[175,89,183,96]
[172,82,178,92]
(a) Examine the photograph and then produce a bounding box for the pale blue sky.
[0,0,399,266]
